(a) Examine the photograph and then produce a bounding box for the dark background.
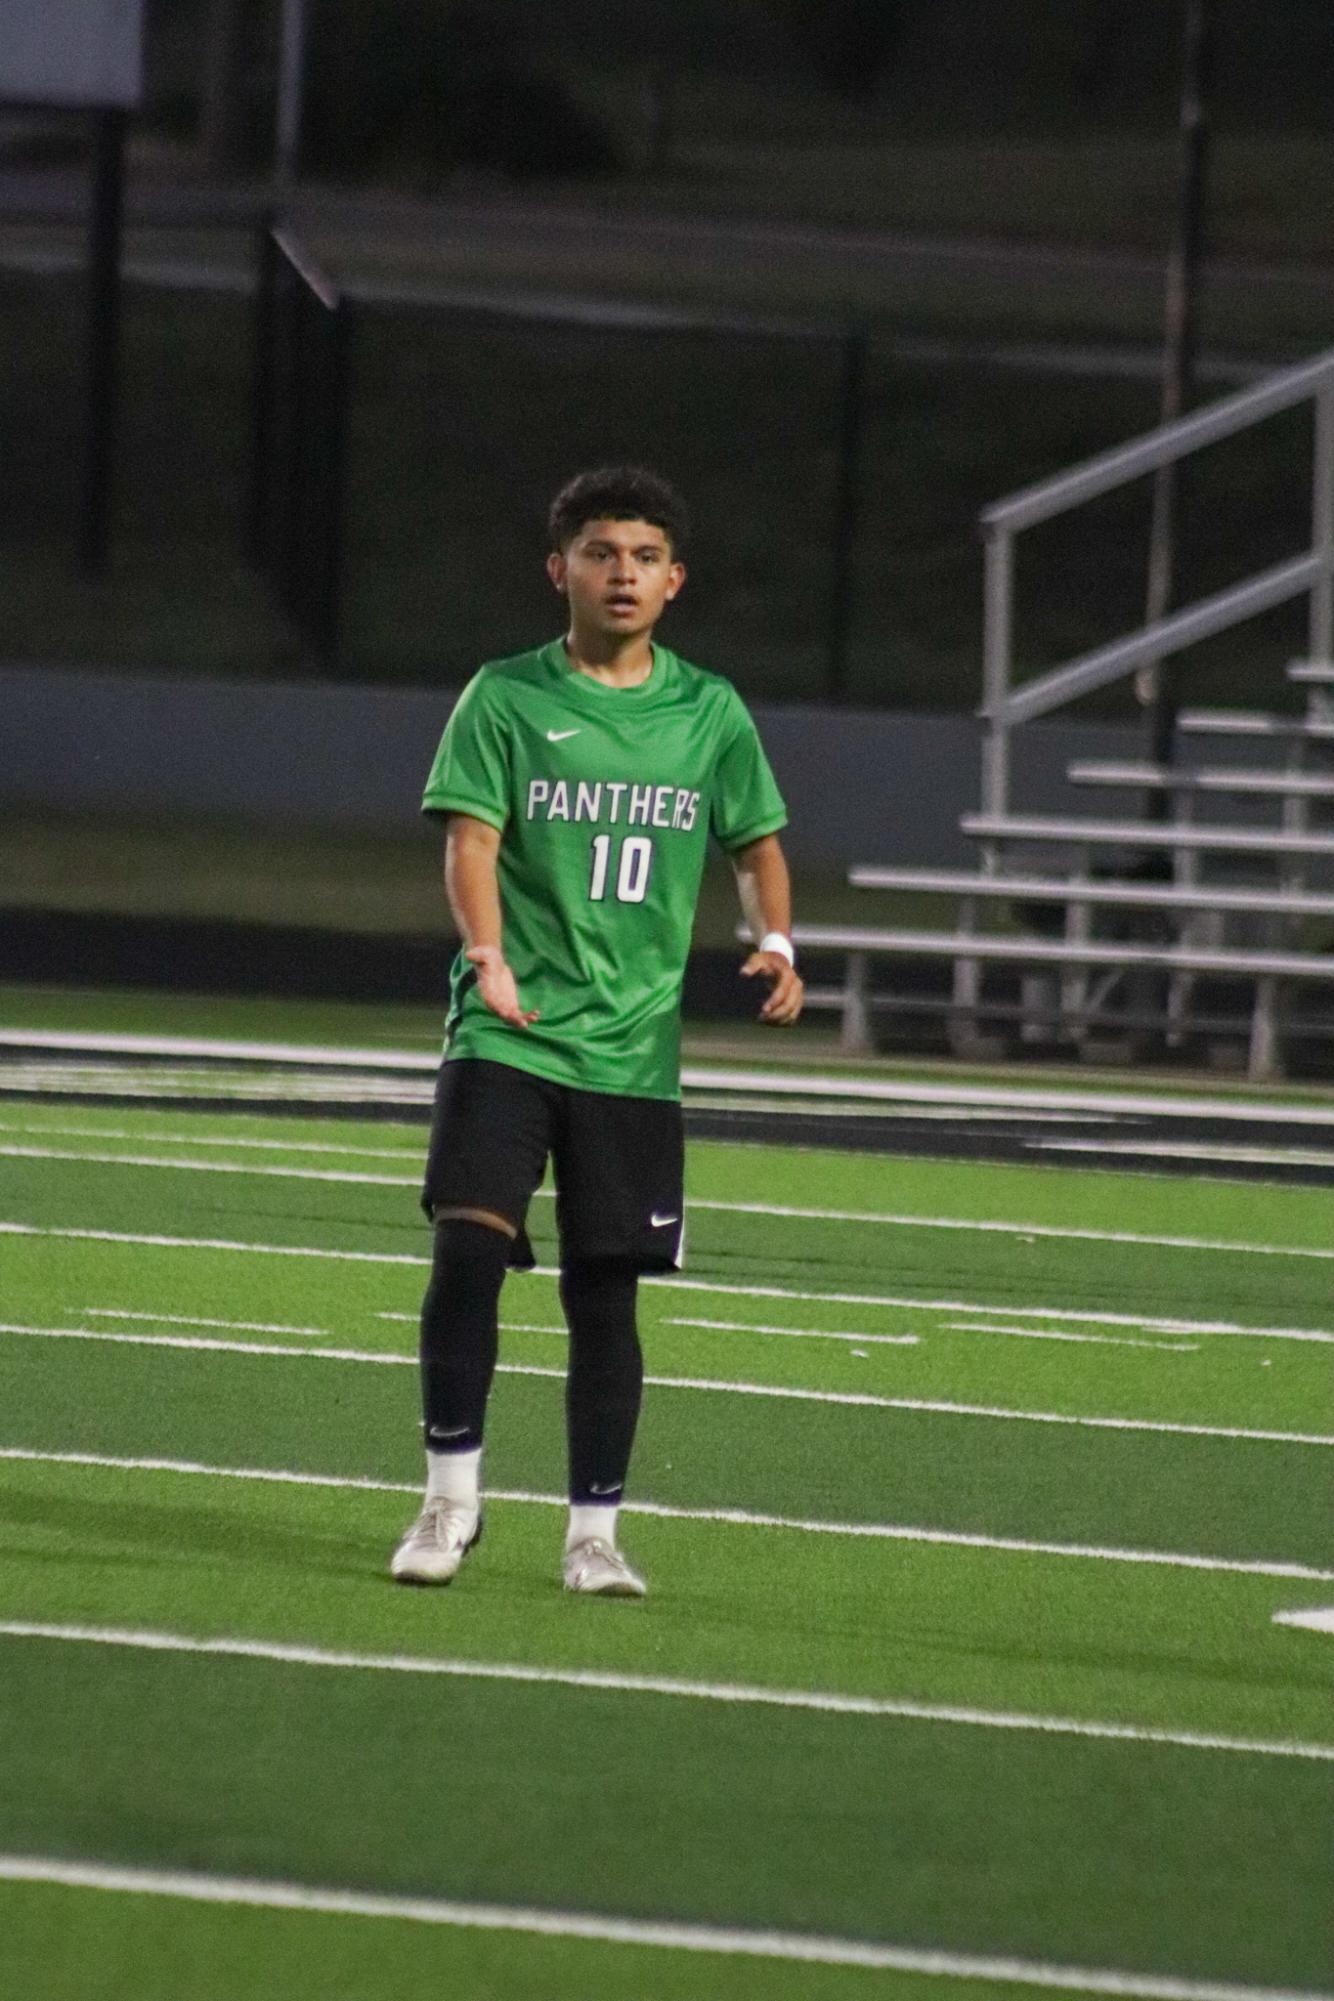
[2,0,1330,709]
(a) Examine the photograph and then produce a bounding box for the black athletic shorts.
[421,1057,686,1273]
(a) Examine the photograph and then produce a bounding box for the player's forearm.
[444,818,506,953]
[732,833,793,944]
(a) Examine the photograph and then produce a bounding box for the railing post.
[79,106,128,577]
[314,296,351,665]
[248,228,348,667]
[1311,376,1334,680]
[284,280,311,632]
[980,526,1014,820]
[248,217,279,565]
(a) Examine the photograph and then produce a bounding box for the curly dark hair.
[547,466,688,556]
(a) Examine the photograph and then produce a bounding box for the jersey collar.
[542,639,670,702]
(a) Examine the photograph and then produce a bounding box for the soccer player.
[391,466,803,1596]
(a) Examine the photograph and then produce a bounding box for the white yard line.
[0,1855,1326,2000]
[1273,1609,1334,1635]
[0,1143,415,1189]
[5,1138,1333,1263]
[10,1026,1334,1130]
[0,1067,435,1104]
[682,1194,1334,1264]
[668,1317,921,1347]
[377,1312,566,1335]
[0,1323,414,1367]
[86,1308,330,1338]
[4,1322,1325,1444]
[2,1620,1328,1763]
[679,1062,1334,1133]
[620,1373,1325,1443]
[5,1220,1332,1345]
[690,1096,1108,1124]
[1031,1139,1334,1171]
[0,1029,437,1069]
[4,1446,1330,1582]
[948,1323,1200,1353]
[0,1221,427,1267]
[0,1119,423,1161]
[640,1274,1334,1346]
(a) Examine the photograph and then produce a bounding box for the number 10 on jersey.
[588,833,654,903]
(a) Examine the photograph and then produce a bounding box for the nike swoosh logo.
[650,1212,679,1228]
[546,727,580,742]
[429,1425,470,1441]
[589,1481,622,1497]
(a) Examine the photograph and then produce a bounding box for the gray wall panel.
[1,663,1142,867]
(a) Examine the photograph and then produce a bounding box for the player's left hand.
[740,951,804,1026]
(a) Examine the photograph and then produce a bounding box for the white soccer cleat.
[562,1537,647,1598]
[390,1500,482,1585]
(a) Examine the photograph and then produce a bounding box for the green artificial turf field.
[1,1041,1332,1999]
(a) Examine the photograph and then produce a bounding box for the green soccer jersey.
[422,639,787,1099]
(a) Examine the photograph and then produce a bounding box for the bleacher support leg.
[1019,974,1056,1045]
[1060,897,1091,1043]
[839,952,872,1054]
[1247,974,1282,1080]
[949,892,982,1054]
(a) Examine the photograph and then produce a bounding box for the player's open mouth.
[606,596,639,614]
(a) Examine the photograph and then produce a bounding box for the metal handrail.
[982,349,1334,534]
[993,554,1321,726]
[977,346,1334,816]
[271,224,341,311]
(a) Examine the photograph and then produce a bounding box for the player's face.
[547,518,685,640]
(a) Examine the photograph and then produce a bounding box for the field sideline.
[1,997,1332,2000]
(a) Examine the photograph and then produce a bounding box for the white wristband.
[758,931,795,966]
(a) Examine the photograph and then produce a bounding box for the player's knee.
[432,1203,517,1240]
[426,1215,511,1308]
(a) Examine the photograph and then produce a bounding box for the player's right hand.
[466,945,539,1029]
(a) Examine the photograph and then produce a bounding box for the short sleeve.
[421,673,511,830]
[710,691,788,852]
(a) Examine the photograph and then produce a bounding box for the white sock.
[566,1502,618,1550]
[426,1446,481,1513]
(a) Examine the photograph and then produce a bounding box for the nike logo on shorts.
[546,727,580,741]
[650,1211,679,1228]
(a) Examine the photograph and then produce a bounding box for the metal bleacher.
[779,348,1334,1079]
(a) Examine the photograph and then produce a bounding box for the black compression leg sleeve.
[560,1258,643,1505]
[419,1219,510,1453]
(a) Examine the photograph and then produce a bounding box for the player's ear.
[546,551,567,594]
[664,560,686,601]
